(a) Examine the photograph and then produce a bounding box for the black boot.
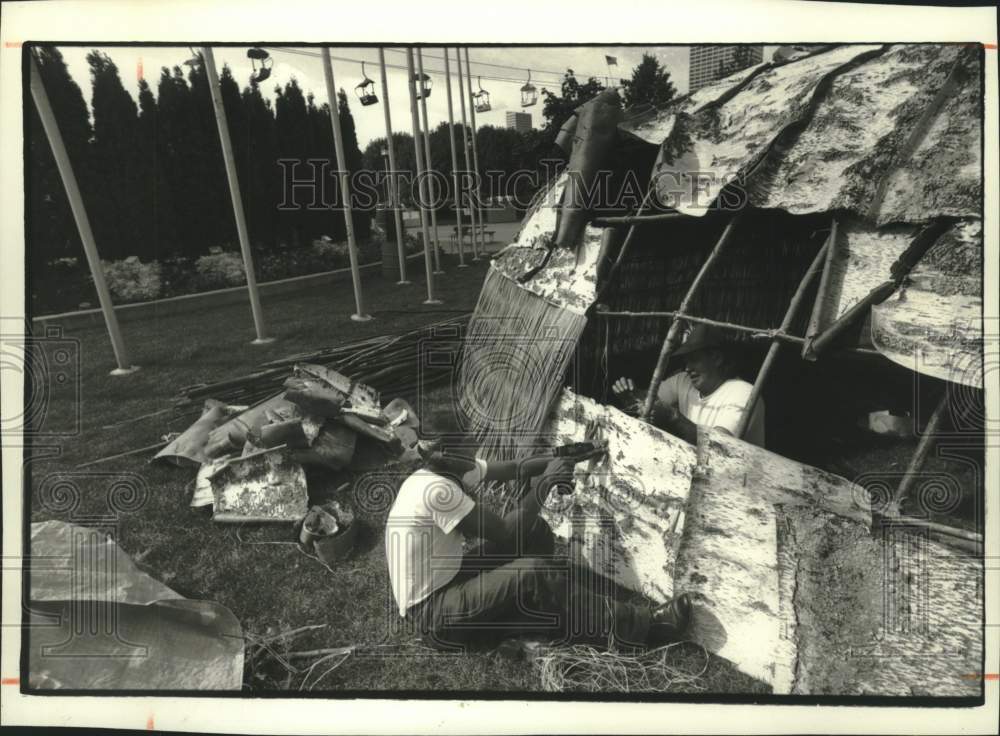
[647,593,692,646]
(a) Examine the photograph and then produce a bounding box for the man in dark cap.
[613,323,765,447]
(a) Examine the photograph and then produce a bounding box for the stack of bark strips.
[538,389,696,604]
[155,364,419,522]
[674,426,982,696]
[538,391,982,695]
[870,220,982,387]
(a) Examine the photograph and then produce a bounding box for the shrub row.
[32,230,424,314]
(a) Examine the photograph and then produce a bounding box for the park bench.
[450,224,496,250]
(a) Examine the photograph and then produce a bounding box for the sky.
[56,45,707,148]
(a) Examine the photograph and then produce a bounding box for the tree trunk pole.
[890,393,950,514]
[801,219,838,359]
[416,49,443,274]
[378,47,409,284]
[405,48,440,304]
[443,48,466,268]
[464,47,486,259]
[321,48,371,322]
[202,48,274,342]
[640,216,741,421]
[29,53,137,374]
[455,47,479,261]
[736,236,830,439]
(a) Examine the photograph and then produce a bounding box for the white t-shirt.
[656,372,765,447]
[385,459,488,616]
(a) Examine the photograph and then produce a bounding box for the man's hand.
[612,377,645,416]
[542,456,578,495]
[655,403,681,426]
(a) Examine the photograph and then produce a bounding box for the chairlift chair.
[473,76,491,113]
[355,61,379,106]
[520,71,537,108]
[247,47,273,83]
[182,46,201,68]
[412,71,432,100]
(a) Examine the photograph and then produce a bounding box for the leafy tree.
[274,78,312,248]
[136,77,179,256]
[337,88,373,238]
[540,70,605,149]
[185,56,233,253]
[86,50,145,260]
[25,46,94,287]
[717,45,758,79]
[155,65,202,256]
[240,77,280,248]
[621,53,676,110]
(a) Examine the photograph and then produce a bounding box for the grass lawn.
[24,247,767,696]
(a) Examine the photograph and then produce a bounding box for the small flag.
[605,55,618,66]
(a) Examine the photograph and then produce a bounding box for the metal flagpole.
[29,53,137,375]
[464,47,486,259]
[416,49,444,275]
[443,48,467,268]
[203,47,274,343]
[321,48,372,322]
[378,48,409,285]
[406,48,441,304]
[455,47,480,261]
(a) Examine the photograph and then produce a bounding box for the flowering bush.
[194,248,246,289]
[311,237,350,262]
[404,232,422,253]
[99,256,162,303]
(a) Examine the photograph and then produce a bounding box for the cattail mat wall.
[458,267,588,460]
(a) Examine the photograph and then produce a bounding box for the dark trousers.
[410,519,652,651]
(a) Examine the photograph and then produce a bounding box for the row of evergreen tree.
[28,47,678,281]
[27,46,382,280]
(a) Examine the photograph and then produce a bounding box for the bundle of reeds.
[173,315,469,420]
[458,268,588,460]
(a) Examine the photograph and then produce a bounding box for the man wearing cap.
[384,442,693,651]
[613,323,765,447]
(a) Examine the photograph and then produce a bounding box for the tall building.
[688,45,764,91]
[505,111,532,133]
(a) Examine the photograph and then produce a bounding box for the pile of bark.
[154,363,419,522]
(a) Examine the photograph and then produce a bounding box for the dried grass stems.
[459,269,588,462]
[243,623,358,691]
[171,315,469,416]
[533,641,711,693]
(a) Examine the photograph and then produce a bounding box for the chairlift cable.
[260,46,591,88]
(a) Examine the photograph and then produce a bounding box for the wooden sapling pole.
[801,218,838,359]
[321,48,371,322]
[889,393,949,515]
[443,48,466,267]
[805,219,950,358]
[887,513,982,544]
[203,48,275,342]
[29,53,137,375]
[378,48,410,284]
[405,48,440,304]
[735,237,830,439]
[640,216,741,421]
[591,211,684,227]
